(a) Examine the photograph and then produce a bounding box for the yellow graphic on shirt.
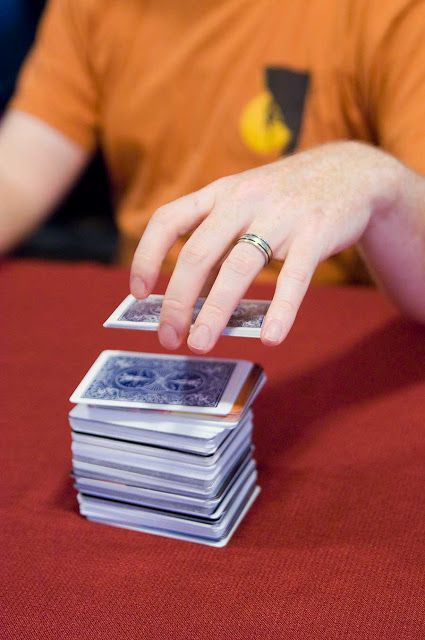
[239,90,292,155]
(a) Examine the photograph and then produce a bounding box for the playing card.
[77,477,259,542]
[70,362,265,429]
[103,362,263,426]
[69,351,252,415]
[69,404,234,455]
[104,294,271,337]
[71,431,252,484]
[84,486,260,547]
[74,457,256,517]
[225,365,266,422]
[72,449,253,498]
[71,412,252,467]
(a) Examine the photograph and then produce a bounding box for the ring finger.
[261,235,321,345]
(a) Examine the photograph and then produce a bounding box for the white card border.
[104,294,270,338]
[69,350,252,415]
[83,486,260,547]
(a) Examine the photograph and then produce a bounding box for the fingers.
[130,185,216,298]
[158,212,244,349]
[260,238,320,346]
[186,230,320,354]
[186,237,267,353]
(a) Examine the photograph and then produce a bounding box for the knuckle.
[212,176,228,190]
[152,205,171,228]
[273,297,297,317]
[201,213,222,234]
[282,267,310,286]
[135,248,156,265]
[231,179,257,201]
[306,208,327,234]
[132,248,156,271]
[162,297,186,314]
[179,241,209,266]
[201,299,227,320]
[312,205,327,222]
[223,246,259,277]
[192,192,203,213]
[191,186,216,214]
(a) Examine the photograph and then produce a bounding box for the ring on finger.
[236,233,273,266]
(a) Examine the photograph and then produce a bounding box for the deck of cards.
[68,296,267,546]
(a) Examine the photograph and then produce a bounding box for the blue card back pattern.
[120,298,269,329]
[82,355,236,408]
[119,299,203,324]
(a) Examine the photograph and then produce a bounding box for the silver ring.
[236,233,273,266]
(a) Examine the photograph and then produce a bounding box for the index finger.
[130,186,216,298]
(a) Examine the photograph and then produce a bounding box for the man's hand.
[131,141,425,353]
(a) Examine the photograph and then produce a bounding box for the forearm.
[359,158,425,323]
[0,162,50,254]
[0,110,88,255]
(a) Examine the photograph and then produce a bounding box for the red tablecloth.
[2,260,425,640]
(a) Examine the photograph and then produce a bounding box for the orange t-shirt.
[10,0,425,283]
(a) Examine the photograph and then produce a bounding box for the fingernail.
[130,275,147,298]
[263,319,284,344]
[188,324,211,351]
[159,323,180,349]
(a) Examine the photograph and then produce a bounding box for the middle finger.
[158,211,244,349]
[187,237,270,353]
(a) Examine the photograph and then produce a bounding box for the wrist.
[358,144,405,232]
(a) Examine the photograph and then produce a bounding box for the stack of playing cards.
[68,295,268,547]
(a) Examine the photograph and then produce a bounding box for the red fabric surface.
[2,259,425,640]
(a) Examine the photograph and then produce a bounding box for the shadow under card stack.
[68,295,267,547]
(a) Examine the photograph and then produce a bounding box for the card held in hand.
[104,294,271,337]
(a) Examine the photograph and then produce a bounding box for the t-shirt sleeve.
[359,0,425,175]
[9,0,98,151]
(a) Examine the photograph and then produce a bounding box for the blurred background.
[1,0,117,263]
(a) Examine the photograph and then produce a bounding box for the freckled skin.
[130,140,425,353]
[1,109,422,352]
